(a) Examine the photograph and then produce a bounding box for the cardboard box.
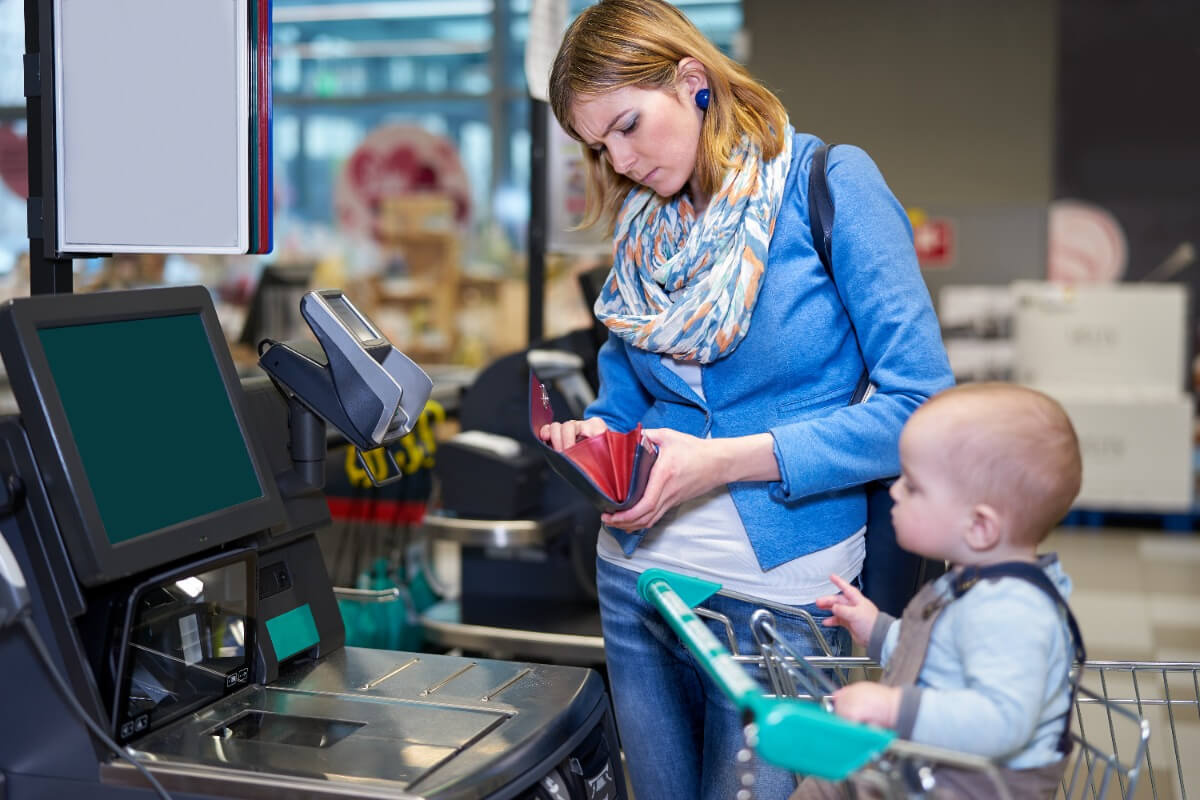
[938,284,1015,339]
[1012,281,1187,397]
[1052,392,1194,512]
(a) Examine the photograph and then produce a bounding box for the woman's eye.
[622,117,638,134]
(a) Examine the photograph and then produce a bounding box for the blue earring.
[695,88,709,110]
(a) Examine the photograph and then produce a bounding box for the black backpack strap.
[807,144,836,276]
[807,144,871,405]
[953,559,1087,754]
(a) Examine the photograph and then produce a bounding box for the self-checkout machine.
[0,2,625,799]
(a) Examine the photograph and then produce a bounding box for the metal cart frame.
[639,568,1195,800]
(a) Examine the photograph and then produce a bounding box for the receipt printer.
[435,431,544,519]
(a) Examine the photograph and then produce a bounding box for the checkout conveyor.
[0,285,625,800]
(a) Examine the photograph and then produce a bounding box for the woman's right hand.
[538,417,609,451]
[816,573,879,647]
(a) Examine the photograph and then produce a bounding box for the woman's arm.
[585,331,654,431]
[769,145,954,502]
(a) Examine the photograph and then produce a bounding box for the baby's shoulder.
[950,574,1067,628]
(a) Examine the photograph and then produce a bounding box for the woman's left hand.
[601,428,729,531]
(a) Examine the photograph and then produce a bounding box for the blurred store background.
[4,3,1200,795]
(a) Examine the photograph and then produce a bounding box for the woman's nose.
[607,143,635,176]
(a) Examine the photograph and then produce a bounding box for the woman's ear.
[676,57,709,97]
[964,503,1002,552]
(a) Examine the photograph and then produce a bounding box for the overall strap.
[953,560,1087,754]
[807,143,872,405]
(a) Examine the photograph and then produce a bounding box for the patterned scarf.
[594,126,794,363]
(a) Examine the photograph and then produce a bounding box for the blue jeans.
[596,557,852,800]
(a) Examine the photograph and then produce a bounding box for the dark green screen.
[39,314,263,545]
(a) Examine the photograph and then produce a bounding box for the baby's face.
[890,416,973,562]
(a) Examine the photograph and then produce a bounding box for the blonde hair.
[548,0,788,231]
[914,383,1083,543]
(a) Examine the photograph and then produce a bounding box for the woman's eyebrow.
[603,109,632,136]
[583,109,633,146]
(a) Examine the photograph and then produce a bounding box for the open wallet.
[529,370,658,513]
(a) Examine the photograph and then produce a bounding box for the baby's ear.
[964,503,1002,552]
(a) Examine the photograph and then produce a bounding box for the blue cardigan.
[586,132,954,569]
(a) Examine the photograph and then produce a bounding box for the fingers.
[603,462,670,530]
[580,417,609,438]
[539,418,608,451]
[815,592,851,610]
[604,481,666,531]
[543,422,569,451]
[640,427,668,446]
[828,573,864,602]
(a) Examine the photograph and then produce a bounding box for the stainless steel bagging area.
[0,284,625,800]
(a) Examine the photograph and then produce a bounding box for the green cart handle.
[637,568,895,781]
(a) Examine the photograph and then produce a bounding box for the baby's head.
[890,383,1082,564]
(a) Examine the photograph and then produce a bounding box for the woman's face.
[571,83,704,198]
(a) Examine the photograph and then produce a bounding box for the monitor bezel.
[0,285,284,587]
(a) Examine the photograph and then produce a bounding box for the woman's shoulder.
[786,131,879,185]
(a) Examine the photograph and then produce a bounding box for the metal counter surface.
[421,600,606,666]
[107,647,607,800]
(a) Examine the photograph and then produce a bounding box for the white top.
[597,357,864,605]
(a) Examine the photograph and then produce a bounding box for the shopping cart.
[638,568,1194,800]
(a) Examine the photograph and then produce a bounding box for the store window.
[273,0,744,243]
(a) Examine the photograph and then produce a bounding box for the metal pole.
[527,99,548,345]
[24,0,73,295]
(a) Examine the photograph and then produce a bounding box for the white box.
[944,338,1015,383]
[938,284,1015,338]
[1012,281,1188,397]
[1052,392,1194,512]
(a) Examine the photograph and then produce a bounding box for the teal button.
[266,603,319,661]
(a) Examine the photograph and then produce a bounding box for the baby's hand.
[816,573,883,647]
[815,574,879,647]
[831,682,901,729]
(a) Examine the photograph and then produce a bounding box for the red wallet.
[529,370,657,512]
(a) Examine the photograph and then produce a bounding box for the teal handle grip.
[638,569,895,780]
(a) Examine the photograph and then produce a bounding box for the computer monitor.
[238,262,315,349]
[0,285,284,586]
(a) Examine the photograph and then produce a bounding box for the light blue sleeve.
[905,584,1065,759]
[585,331,653,432]
[769,145,953,501]
[879,618,901,665]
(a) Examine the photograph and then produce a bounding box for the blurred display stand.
[1012,281,1194,512]
[941,280,1196,516]
[938,284,1016,384]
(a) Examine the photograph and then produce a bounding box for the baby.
[794,383,1086,799]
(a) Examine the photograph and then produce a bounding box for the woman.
[542,2,954,797]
